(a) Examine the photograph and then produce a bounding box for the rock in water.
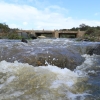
[37,36,46,39]
[21,38,28,43]
[87,44,100,55]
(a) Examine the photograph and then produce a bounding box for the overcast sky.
[0,0,100,30]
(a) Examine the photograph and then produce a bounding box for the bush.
[7,33,22,39]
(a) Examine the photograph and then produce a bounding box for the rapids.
[0,38,100,100]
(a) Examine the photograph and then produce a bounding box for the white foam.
[38,64,81,89]
[0,60,89,99]
[6,76,16,84]
[67,91,90,100]
[10,91,24,97]
[75,54,100,75]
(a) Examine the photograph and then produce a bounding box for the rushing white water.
[0,60,90,100]
[0,39,100,100]
[75,54,100,75]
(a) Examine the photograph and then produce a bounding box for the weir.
[17,29,85,38]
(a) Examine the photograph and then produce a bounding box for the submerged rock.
[0,42,84,70]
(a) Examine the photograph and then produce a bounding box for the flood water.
[0,38,100,100]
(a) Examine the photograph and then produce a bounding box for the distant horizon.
[0,0,100,30]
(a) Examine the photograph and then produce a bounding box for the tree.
[70,27,78,31]
[79,23,90,31]
[0,23,10,33]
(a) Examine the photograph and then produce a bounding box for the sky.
[0,0,100,30]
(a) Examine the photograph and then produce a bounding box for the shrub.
[7,33,22,39]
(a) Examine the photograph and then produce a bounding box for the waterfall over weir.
[0,38,100,100]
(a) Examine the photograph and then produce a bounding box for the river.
[0,38,100,100]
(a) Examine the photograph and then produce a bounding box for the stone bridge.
[17,29,85,38]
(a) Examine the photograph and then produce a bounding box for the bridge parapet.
[35,30,54,33]
[57,30,78,33]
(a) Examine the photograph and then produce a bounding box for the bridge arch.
[35,32,54,38]
[59,33,77,38]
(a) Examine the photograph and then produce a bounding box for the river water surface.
[0,38,100,100]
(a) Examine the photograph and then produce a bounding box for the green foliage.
[85,28,95,35]
[70,27,78,31]
[85,27,100,37]
[69,23,100,41]
[0,23,10,33]
[84,29,100,42]
[79,23,90,31]
[0,23,21,39]
[70,23,90,31]
[7,33,22,39]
